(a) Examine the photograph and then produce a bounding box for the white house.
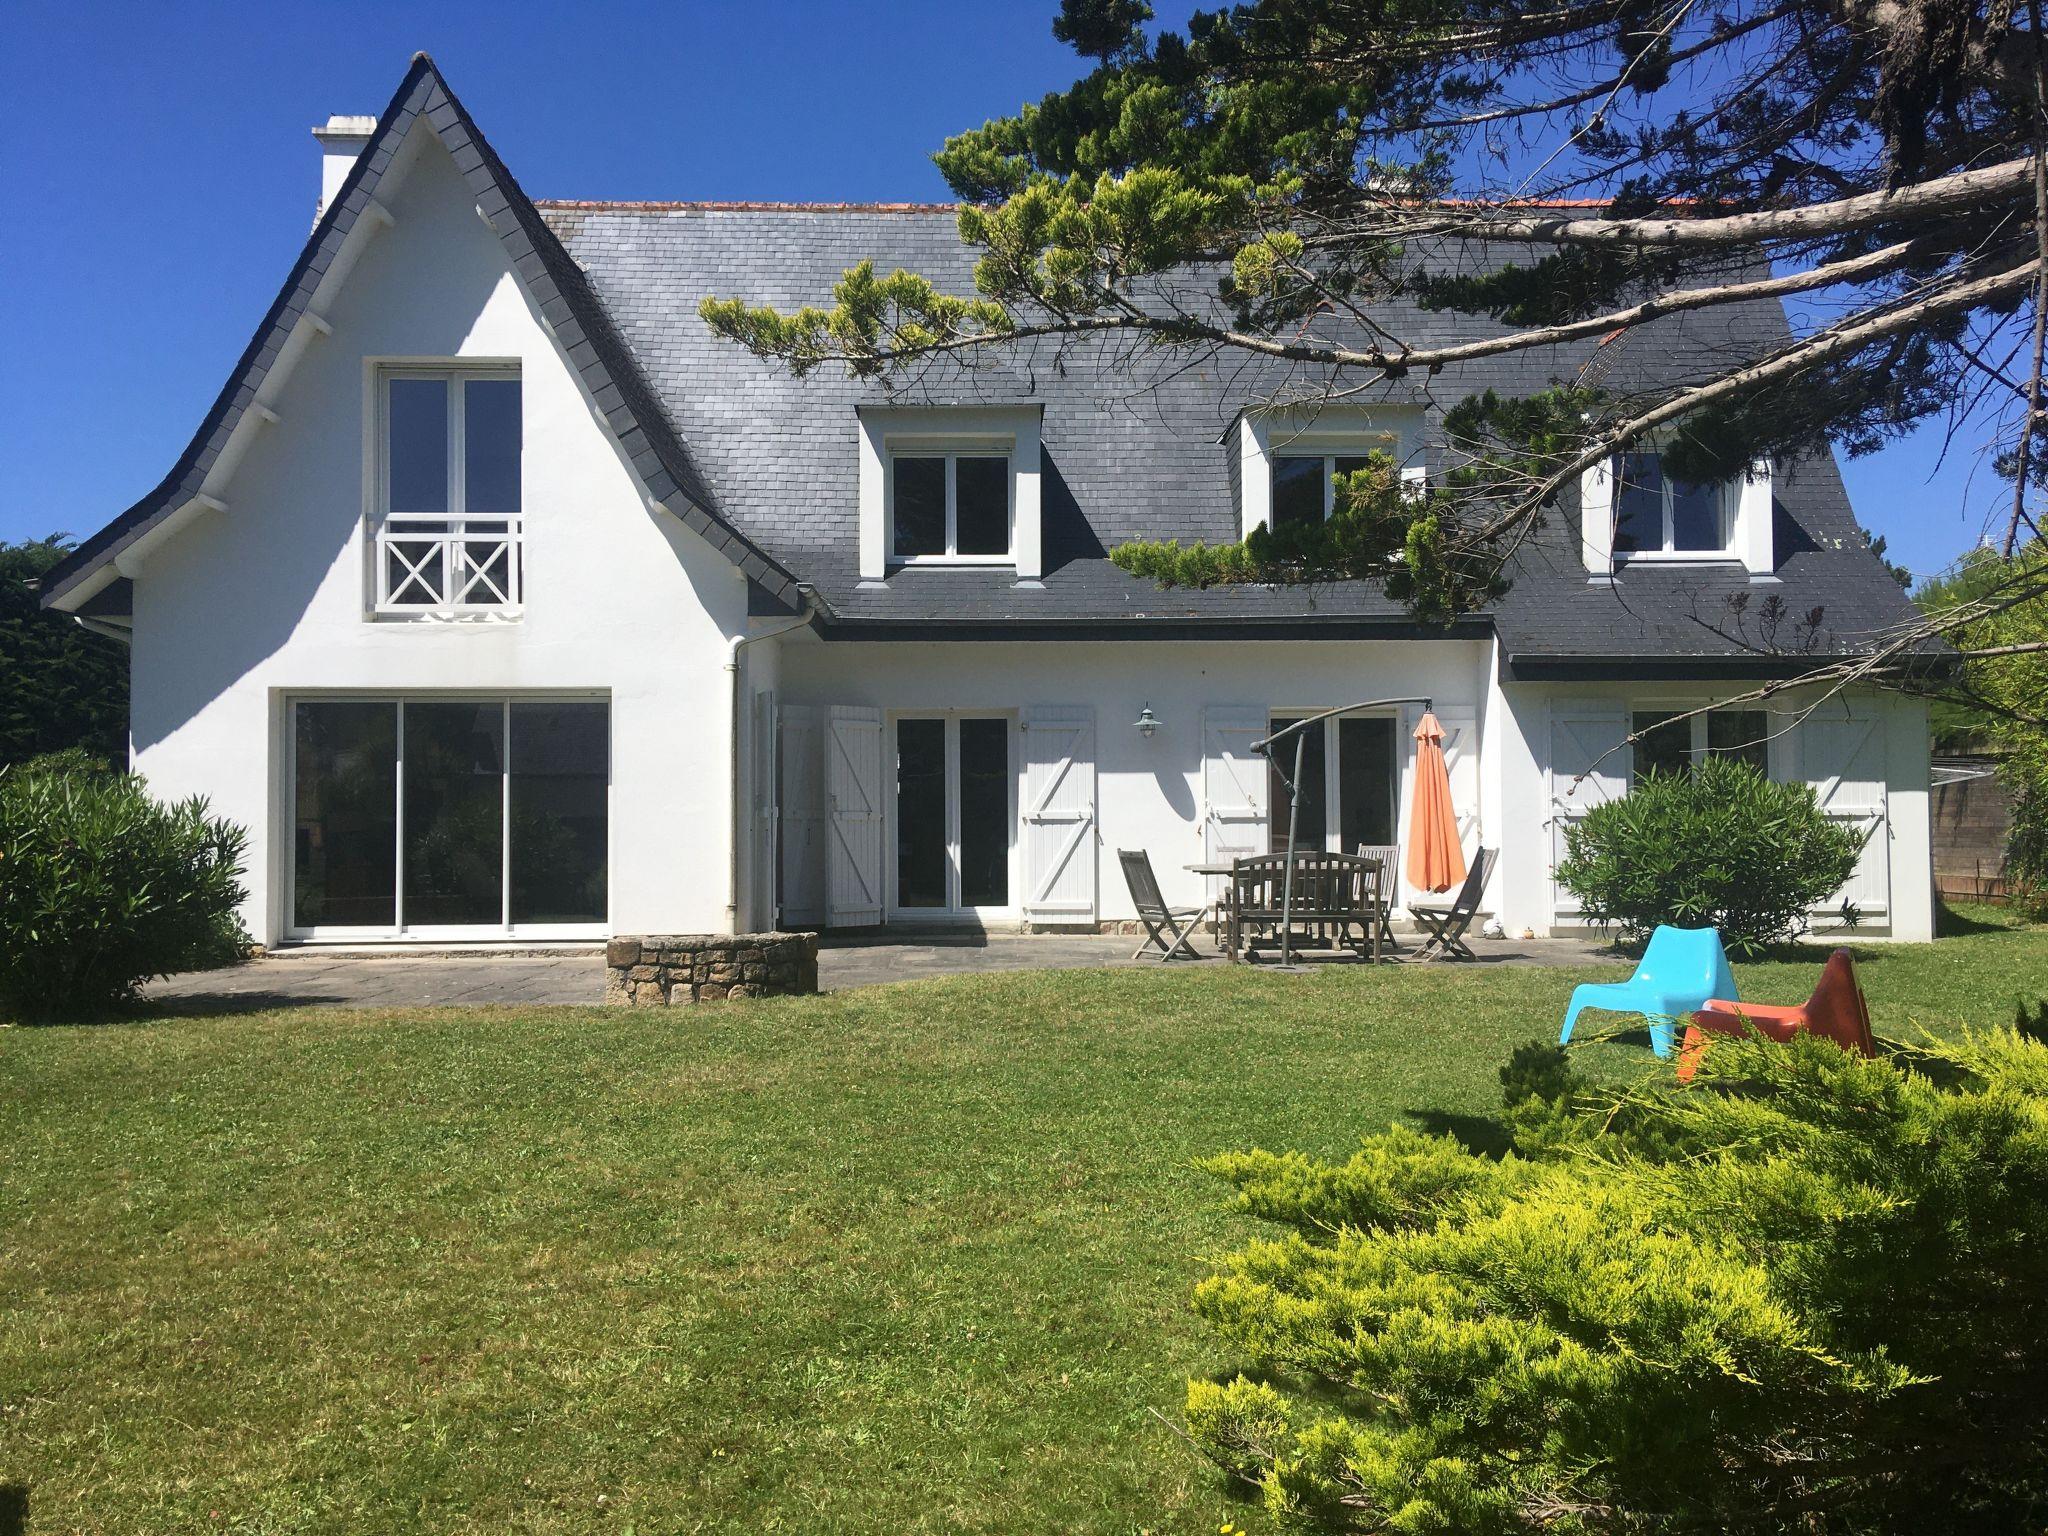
[38,58,1937,948]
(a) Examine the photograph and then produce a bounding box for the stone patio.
[137,929,1619,1012]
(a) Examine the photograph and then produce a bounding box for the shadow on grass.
[5,992,334,1028]
[1406,1107,1516,1158]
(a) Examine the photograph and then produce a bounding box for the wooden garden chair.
[1118,849,1211,962]
[1407,847,1497,962]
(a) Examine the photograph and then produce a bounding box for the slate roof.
[543,201,1924,668]
[46,59,1925,676]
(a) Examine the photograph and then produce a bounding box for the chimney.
[311,114,378,226]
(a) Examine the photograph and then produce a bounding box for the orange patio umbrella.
[1405,711,1468,895]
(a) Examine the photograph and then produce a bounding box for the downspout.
[725,584,817,933]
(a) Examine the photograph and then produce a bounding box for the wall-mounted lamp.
[1133,703,1161,739]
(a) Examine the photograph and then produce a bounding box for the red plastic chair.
[1677,949,1876,1083]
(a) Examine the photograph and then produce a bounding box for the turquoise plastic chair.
[1559,925,1739,1058]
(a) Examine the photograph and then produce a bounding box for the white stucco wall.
[125,121,748,944]
[776,635,1496,921]
[1486,678,1936,942]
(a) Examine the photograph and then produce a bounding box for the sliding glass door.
[891,714,1013,917]
[290,697,608,938]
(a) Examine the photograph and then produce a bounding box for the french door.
[1266,712,1399,853]
[288,696,609,939]
[890,714,1014,918]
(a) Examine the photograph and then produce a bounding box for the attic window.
[891,451,1011,560]
[1612,451,1734,558]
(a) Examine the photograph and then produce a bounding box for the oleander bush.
[1184,1029,2048,1534]
[0,754,249,1019]
[1554,756,1862,954]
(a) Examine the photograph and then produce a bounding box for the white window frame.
[857,406,1044,581]
[886,445,1015,565]
[283,692,610,944]
[884,710,1019,922]
[1263,708,1402,854]
[1582,449,1773,574]
[1627,701,1777,784]
[373,364,523,616]
[1610,451,1736,562]
[1237,407,1426,537]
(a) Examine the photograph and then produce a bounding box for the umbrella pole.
[1280,730,1304,966]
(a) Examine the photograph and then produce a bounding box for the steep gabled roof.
[39,54,804,610]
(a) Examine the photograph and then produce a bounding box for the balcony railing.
[375,514,523,613]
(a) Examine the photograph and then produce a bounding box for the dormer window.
[375,367,523,614]
[857,406,1044,582]
[1579,446,1773,576]
[891,451,1011,560]
[1613,451,1732,557]
[1237,407,1426,538]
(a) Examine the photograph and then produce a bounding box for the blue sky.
[0,0,2007,585]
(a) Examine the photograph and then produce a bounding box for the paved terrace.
[140,930,1619,1011]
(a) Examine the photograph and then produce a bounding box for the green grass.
[5,922,2046,1534]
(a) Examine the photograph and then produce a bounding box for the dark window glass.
[1271,456,1325,529]
[510,701,608,924]
[1267,717,1327,850]
[464,378,522,515]
[958,718,1009,906]
[388,378,449,515]
[293,702,397,928]
[403,702,505,926]
[1706,709,1769,774]
[954,456,1010,555]
[1632,710,1692,780]
[1338,716,1398,849]
[1613,452,1662,554]
[893,457,946,557]
[896,718,947,907]
[1670,476,1724,550]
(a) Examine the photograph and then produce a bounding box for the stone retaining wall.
[605,932,820,1005]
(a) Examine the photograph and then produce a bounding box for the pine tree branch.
[1357,155,2036,249]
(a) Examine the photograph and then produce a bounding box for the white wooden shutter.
[1548,702,1628,917]
[1021,706,1097,919]
[1203,707,1270,863]
[778,704,825,928]
[824,705,883,927]
[1798,705,1890,922]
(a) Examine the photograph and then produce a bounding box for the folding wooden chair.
[1406,847,1497,962]
[1118,849,1212,961]
[1355,843,1402,953]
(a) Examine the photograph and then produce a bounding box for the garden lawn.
[5,918,2045,1535]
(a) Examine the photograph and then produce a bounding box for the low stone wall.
[605,932,819,1005]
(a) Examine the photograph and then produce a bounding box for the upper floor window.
[1271,454,1379,529]
[889,450,1012,562]
[376,368,522,613]
[1612,451,1732,558]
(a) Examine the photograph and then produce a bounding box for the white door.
[1203,708,1269,865]
[1548,703,1629,917]
[1021,706,1097,920]
[778,704,825,928]
[1799,705,1890,923]
[825,705,884,926]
